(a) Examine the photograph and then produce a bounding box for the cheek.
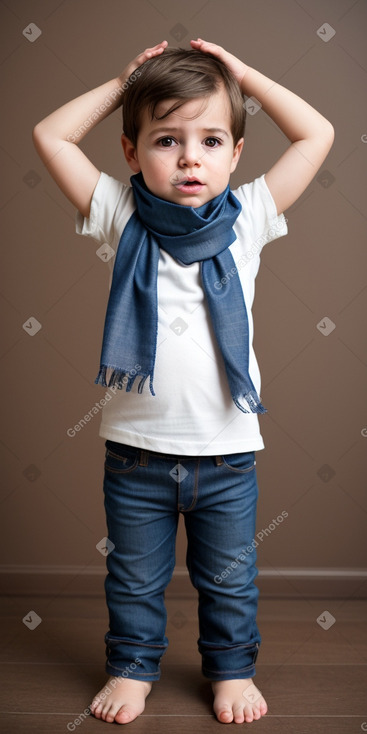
[148,154,175,179]
[211,153,231,174]
[144,148,169,165]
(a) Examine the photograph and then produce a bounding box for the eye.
[205,137,222,147]
[157,137,176,147]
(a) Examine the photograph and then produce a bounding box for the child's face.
[121,84,244,207]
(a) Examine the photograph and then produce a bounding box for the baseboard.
[1,565,366,598]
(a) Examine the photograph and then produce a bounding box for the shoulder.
[92,172,134,217]
[75,172,136,251]
[232,174,276,215]
[231,174,288,250]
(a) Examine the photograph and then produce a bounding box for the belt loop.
[139,449,149,467]
[215,455,224,466]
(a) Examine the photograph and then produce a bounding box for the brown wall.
[1,0,366,597]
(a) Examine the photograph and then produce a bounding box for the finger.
[145,40,168,56]
[134,41,167,66]
[191,38,222,52]
[191,38,213,45]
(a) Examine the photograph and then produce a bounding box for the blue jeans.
[102,440,261,682]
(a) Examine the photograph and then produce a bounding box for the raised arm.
[191,39,335,215]
[32,41,168,218]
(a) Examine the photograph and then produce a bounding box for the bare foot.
[211,678,267,724]
[90,676,152,724]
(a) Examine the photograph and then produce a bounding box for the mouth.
[173,176,204,193]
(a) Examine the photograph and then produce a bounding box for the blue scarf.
[95,172,266,414]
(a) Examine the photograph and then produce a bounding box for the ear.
[230,137,244,174]
[121,133,141,173]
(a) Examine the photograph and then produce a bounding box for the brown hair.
[122,47,246,147]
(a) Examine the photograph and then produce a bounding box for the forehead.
[143,84,232,132]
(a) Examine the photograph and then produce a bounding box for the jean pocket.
[221,451,256,474]
[105,441,139,474]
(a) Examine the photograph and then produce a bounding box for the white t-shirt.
[76,172,287,455]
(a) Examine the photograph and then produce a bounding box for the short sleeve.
[75,172,135,253]
[232,174,288,256]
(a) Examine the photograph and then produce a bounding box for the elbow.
[323,120,335,152]
[32,123,43,152]
[32,121,42,139]
[314,120,335,161]
[32,122,53,160]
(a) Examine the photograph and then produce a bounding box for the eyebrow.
[148,127,230,138]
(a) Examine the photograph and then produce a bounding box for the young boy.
[33,38,334,725]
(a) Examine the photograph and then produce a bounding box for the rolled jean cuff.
[199,641,260,681]
[105,633,166,681]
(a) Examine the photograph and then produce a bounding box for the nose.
[178,142,202,169]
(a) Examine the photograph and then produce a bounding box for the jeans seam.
[106,664,160,678]
[221,461,256,474]
[202,664,255,673]
[104,461,139,474]
[179,458,200,513]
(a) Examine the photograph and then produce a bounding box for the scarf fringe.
[95,366,155,396]
[234,390,268,415]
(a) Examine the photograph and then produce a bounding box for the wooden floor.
[1,593,366,733]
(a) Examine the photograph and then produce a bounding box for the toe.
[104,707,116,723]
[244,704,255,723]
[252,705,261,720]
[90,700,102,718]
[233,704,245,724]
[213,702,233,723]
[115,705,139,724]
[100,703,112,722]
